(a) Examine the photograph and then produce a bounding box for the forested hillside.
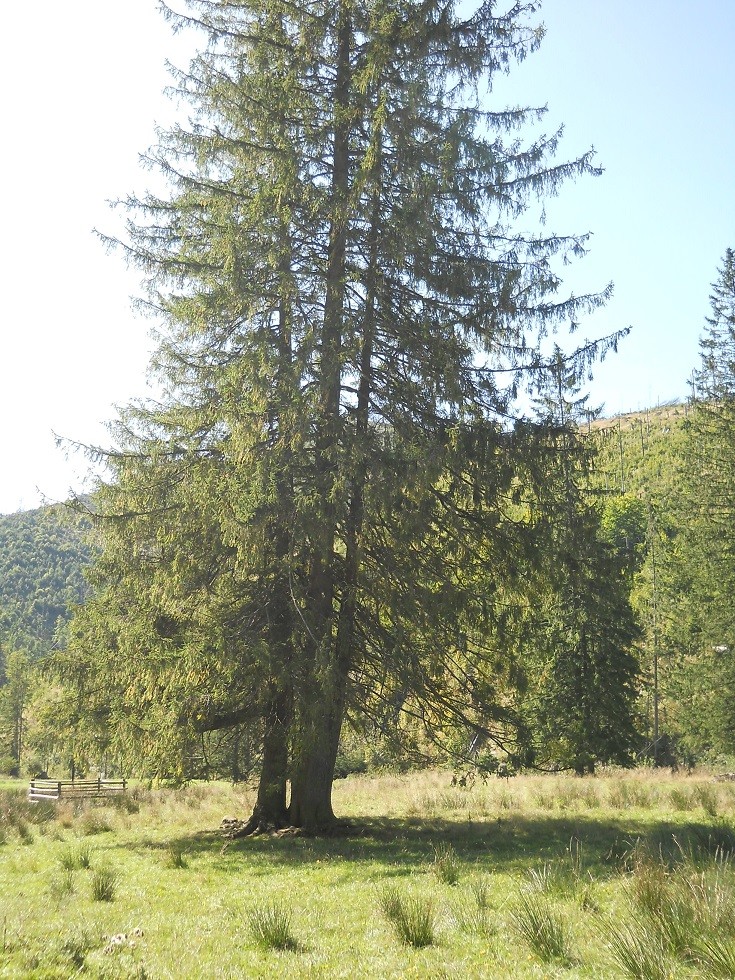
[0,504,91,654]
[591,382,735,766]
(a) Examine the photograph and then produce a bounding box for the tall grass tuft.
[470,875,490,911]
[55,926,95,969]
[165,841,188,869]
[90,865,119,902]
[80,809,113,836]
[629,856,670,916]
[59,841,92,870]
[379,886,436,948]
[692,862,735,933]
[603,917,670,980]
[692,822,735,859]
[692,934,735,978]
[510,891,571,963]
[695,783,720,818]
[453,874,493,934]
[13,819,33,845]
[432,842,461,885]
[650,891,696,957]
[247,901,298,951]
[50,868,74,903]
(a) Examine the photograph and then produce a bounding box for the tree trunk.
[241,234,297,835]
[287,0,353,834]
[288,679,346,830]
[237,686,291,834]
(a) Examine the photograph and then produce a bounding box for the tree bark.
[242,235,297,833]
[288,688,345,830]
[240,686,291,832]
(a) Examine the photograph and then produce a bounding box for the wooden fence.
[28,778,127,802]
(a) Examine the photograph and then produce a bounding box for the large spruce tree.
[66,0,625,829]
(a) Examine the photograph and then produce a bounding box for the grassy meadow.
[2,769,735,978]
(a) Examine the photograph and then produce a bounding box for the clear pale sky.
[1,0,733,514]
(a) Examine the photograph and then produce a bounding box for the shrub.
[0,756,19,777]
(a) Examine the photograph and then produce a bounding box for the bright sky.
[1,0,733,514]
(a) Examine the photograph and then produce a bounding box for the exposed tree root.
[220,815,354,840]
[220,815,292,838]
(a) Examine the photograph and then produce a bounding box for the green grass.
[90,864,119,902]
[1,769,735,976]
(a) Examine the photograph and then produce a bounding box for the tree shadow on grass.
[122,812,735,880]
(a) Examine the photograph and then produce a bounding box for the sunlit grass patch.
[0,770,734,976]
